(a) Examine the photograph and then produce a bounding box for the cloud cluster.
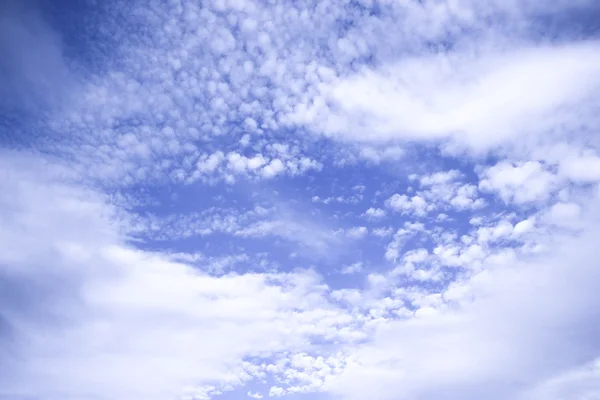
[384,169,484,218]
[8,0,597,185]
[0,153,361,400]
[325,206,600,400]
[2,1,600,400]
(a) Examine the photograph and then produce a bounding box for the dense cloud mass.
[1,1,600,400]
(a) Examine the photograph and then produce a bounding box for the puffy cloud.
[479,161,556,204]
[188,151,321,183]
[384,222,425,262]
[324,205,600,400]
[346,226,368,240]
[513,217,536,236]
[383,170,485,217]
[362,207,386,220]
[4,1,600,400]
[385,194,430,216]
[420,170,461,187]
[261,158,286,179]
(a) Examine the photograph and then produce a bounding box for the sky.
[1,0,600,399]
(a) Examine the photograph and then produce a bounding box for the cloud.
[362,207,386,220]
[546,202,582,227]
[7,0,597,187]
[346,226,368,240]
[385,194,430,216]
[290,33,600,155]
[384,222,425,262]
[559,152,600,183]
[0,153,360,400]
[382,170,485,218]
[522,359,600,400]
[341,262,364,275]
[324,201,600,400]
[3,1,600,400]
[479,161,556,204]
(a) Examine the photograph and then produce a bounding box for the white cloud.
[385,223,425,262]
[313,192,363,205]
[323,203,600,400]
[341,262,364,275]
[547,202,582,227]
[131,204,345,257]
[404,248,429,264]
[372,227,394,238]
[479,161,556,204]
[476,220,514,244]
[450,184,485,210]
[291,42,600,153]
[392,249,437,281]
[559,153,600,183]
[358,145,404,163]
[385,194,429,216]
[513,217,536,236]
[196,151,225,173]
[346,226,368,240]
[259,352,349,397]
[268,387,285,397]
[362,207,386,220]
[523,358,600,400]
[0,154,360,400]
[420,170,461,187]
[388,170,485,213]
[5,0,599,190]
[261,158,286,178]
[188,151,321,183]
[4,2,600,400]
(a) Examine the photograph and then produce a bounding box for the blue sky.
[2,0,600,399]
